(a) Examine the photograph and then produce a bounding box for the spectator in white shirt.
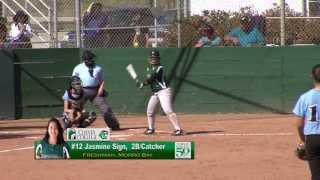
[9,10,32,48]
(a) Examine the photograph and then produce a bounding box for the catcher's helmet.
[149,49,160,64]
[69,76,82,92]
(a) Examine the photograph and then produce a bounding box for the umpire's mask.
[82,50,96,77]
[82,50,96,68]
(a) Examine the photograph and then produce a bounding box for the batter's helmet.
[150,49,160,58]
[149,49,160,64]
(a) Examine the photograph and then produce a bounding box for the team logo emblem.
[67,128,77,140]
[99,130,109,140]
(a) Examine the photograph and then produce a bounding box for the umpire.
[72,50,120,130]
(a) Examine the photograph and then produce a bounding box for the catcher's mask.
[70,76,83,95]
[82,50,96,68]
[149,49,160,65]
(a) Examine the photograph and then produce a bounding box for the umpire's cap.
[82,50,96,61]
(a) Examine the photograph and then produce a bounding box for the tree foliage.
[165,3,320,47]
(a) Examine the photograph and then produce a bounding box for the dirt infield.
[0,114,310,180]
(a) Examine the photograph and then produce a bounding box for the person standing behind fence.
[132,14,149,48]
[9,10,32,48]
[224,15,264,47]
[83,2,109,48]
[72,50,120,130]
[293,64,320,180]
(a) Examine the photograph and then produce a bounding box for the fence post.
[154,0,158,48]
[75,0,81,48]
[183,0,190,18]
[280,0,286,46]
[177,0,181,48]
[2,0,7,18]
[302,0,307,16]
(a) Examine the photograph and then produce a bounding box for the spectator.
[195,25,222,47]
[0,23,7,48]
[132,14,149,48]
[35,118,70,159]
[83,2,109,48]
[224,15,264,47]
[9,10,32,48]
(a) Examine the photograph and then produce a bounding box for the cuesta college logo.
[99,130,108,140]
[66,128,110,141]
[68,129,76,140]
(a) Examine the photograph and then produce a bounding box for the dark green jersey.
[35,140,70,159]
[144,64,169,92]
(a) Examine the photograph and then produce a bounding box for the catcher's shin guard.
[79,111,97,128]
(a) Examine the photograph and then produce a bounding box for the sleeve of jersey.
[293,95,306,118]
[63,145,70,159]
[62,91,69,101]
[97,67,105,82]
[35,143,42,159]
[72,65,79,76]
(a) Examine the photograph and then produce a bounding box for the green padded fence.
[4,47,318,118]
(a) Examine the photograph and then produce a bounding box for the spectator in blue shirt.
[195,25,222,47]
[224,15,265,47]
[83,2,109,48]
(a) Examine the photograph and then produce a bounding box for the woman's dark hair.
[312,64,320,83]
[43,118,65,145]
[13,10,29,24]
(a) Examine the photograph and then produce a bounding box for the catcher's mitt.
[68,109,82,124]
[295,143,307,161]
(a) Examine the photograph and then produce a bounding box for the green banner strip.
[67,141,195,160]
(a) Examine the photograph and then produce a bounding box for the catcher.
[62,76,96,130]
[293,64,320,180]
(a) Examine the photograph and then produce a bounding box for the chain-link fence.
[1,0,320,48]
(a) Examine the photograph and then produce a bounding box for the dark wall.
[0,50,15,119]
[14,48,79,118]
[2,47,317,118]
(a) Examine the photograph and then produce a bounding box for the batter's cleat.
[144,128,155,135]
[172,129,184,136]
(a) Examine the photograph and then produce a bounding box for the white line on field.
[0,130,44,134]
[111,134,133,138]
[24,136,41,139]
[0,146,33,153]
[207,132,293,136]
